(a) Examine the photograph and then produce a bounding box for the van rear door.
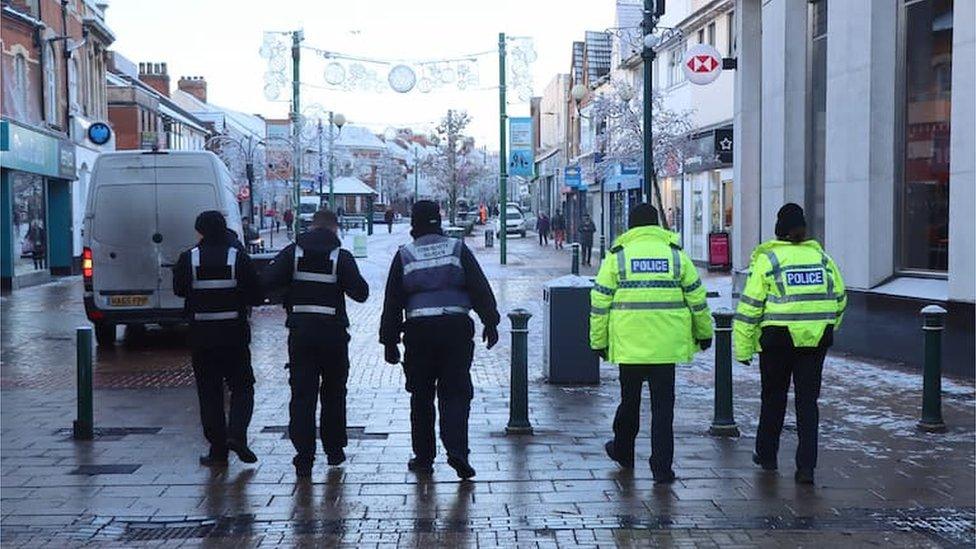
[90,154,160,310]
[155,155,221,310]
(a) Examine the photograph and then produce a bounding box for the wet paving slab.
[2,225,974,547]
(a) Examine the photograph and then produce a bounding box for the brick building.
[1,0,115,289]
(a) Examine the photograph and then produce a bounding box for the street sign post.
[682,43,723,85]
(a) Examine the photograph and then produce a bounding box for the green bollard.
[571,243,580,275]
[73,326,94,440]
[709,308,740,437]
[918,305,947,432]
[506,309,534,435]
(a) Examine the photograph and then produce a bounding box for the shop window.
[899,0,952,272]
[12,173,47,275]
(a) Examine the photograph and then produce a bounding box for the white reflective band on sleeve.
[194,311,239,321]
[616,250,627,281]
[405,306,471,319]
[291,304,337,315]
[763,312,837,322]
[403,255,462,275]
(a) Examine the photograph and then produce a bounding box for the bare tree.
[423,109,474,224]
[588,80,695,228]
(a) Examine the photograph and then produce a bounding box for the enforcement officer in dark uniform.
[173,211,262,467]
[263,209,369,478]
[380,200,500,480]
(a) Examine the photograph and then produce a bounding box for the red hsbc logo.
[687,55,719,73]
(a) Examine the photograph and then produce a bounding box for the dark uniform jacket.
[173,237,263,348]
[261,227,368,334]
[380,231,499,346]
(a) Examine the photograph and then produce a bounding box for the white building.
[733,0,974,375]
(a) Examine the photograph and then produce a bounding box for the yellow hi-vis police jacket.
[590,225,713,364]
[733,239,846,361]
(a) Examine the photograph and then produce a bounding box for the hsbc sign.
[682,43,723,85]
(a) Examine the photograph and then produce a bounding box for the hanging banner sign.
[508,117,534,177]
[564,165,582,189]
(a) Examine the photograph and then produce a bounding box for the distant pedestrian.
[385,207,395,234]
[283,209,294,231]
[28,221,46,269]
[734,203,846,485]
[578,215,596,266]
[380,200,500,480]
[552,210,566,249]
[173,211,263,467]
[590,203,712,484]
[262,209,369,478]
[536,212,550,246]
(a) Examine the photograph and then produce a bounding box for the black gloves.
[738,359,751,366]
[595,348,608,360]
[483,325,499,349]
[384,344,401,365]
[698,338,712,351]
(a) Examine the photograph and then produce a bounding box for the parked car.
[82,150,243,346]
[372,202,389,224]
[495,204,527,238]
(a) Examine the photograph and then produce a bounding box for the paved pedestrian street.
[1,226,974,548]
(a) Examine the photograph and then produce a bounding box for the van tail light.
[82,247,93,289]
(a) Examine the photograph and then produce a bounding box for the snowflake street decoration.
[506,37,536,103]
[259,32,290,100]
[317,53,479,94]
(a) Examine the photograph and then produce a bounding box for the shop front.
[679,125,733,265]
[604,163,642,245]
[1,119,77,290]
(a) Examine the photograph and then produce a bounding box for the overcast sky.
[106,0,616,148]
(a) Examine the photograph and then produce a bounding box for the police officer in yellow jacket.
[734,203,846,485]
[590,204,713,483]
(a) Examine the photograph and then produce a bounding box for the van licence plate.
[109,295,149,307]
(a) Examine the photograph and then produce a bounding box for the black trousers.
[756,343,826,471]
[402,316,476,462]
[612,365,675,475]
[287,331,350,460]
[581,241,593,265]
[191,344,255,452]
[539,230,548,246]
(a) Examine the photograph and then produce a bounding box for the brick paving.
[2,224,974,547]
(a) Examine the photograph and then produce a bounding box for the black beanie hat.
[628,203,660,229]
[195,210,227,240]
[411,200,441,229]
[774,203,806,238]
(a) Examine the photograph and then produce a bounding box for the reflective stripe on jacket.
[401,234,472,319]
[733,239,846,361]
[589,225,713,364]
[189,246,240,322]
[288,245,341,319]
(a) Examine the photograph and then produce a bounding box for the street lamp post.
[206,134,261,223]
[327,111,346,211]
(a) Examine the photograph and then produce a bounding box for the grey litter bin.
[542,274,600,384]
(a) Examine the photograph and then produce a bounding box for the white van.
[82,150,243,345]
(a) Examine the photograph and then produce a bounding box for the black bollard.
[73,327,94,440]
[918,305,947,432]
[709,308,739,437]
[506,309,533,435]
[571,243,580,275]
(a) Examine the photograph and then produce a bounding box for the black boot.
[293,455,313,478]
[605,440,634,469]
[447,456,476,480]
[326,449,346,466]
[794,469,815,485]
[199,447,228,467]
[752,452,777,471]
[408,457,433,475]
[227,439,258,464]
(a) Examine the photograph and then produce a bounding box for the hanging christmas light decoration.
[261,32,534,103]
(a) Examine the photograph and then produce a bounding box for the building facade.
[733,0,974,375]
[1,0,115,289]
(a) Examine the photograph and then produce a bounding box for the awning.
[605,173,641,192]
